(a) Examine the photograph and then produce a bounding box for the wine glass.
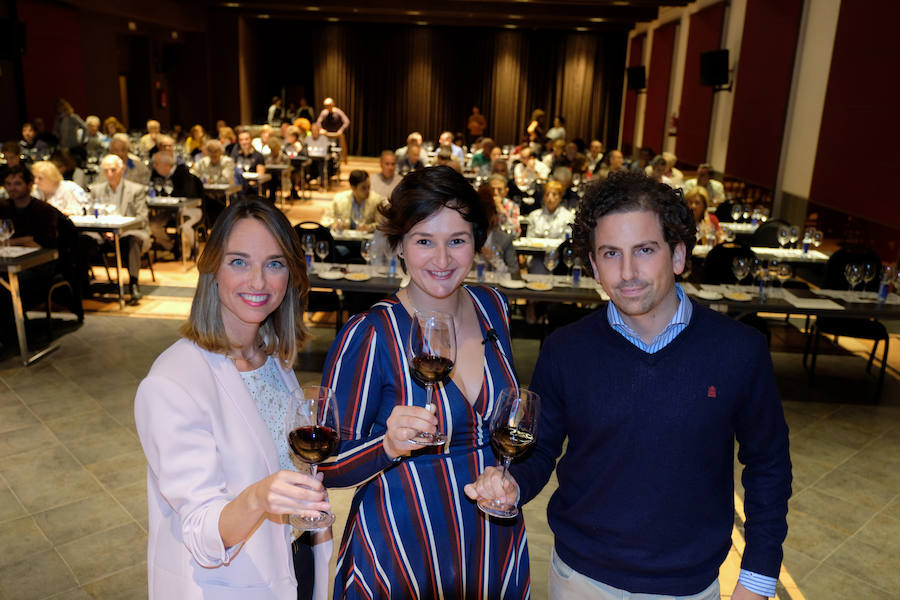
[152,178,163,196]
[789,226,800,249]
[543,249,559,284]
[862,263,877,291]
[776,227,790,249]
[0,219,14,248]
[731,256,750,285]
[562,245,576,278]
[477,387,540,519]
[812,230,823,248]
[844,263,862,291]
[163,179,174,196]
[286,386,340,531]
[742,205,752,221]
[406,311,456,446]
[730,204,743,222]
[360,238,375,268]
[315,240,329,264]
[776,263,793,287]
[722,227,735,244]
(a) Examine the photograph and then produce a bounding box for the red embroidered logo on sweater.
[707,386,717,398]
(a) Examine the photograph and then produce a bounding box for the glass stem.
[424,382,434,411]
[497,456,512,504]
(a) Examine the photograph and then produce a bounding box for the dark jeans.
[292,532,314,600]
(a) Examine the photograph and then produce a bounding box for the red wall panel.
[725,0,803,188]
[621,33,645,155]
[643,21,677,155]
[676,2,726,166]
[809,0,900,229]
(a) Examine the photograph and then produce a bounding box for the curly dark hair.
[572,170,695,276]
[378,165,489,252]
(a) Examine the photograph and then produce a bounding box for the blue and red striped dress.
[319,285,530,600]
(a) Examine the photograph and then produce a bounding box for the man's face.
[544,189,562,212]
[159,138,175,153]
[439,132,453,146]
[238,132,252,152]
[148,122,160,135]
[103,162,124,187]
[697,167,710,186]
[408,146,421,162]
[208,145,223,163]
[609,151,624,170]
[381,155,396,179]
[21,125,34,143]
[352,179,370,202]
[310,124,320,139]
[4,174,30,202]
[490,146,502,162]
[324,99,334,112]
[489,179,507,200]
[589,210,684,325]
[153,157,174,177]
[590,141,603,157]
[87,121,99,135]
[565,143,577,160]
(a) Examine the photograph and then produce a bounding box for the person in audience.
[630,146,654,173]
[488,173,520,237]
[231,129,266,196]
[646,151,684,189]
[304,123,332,189]
[565,141,587,176]
[154,135,184,165]
[649,154,672,186]
[252,124,274,157]
[184,124,208,158]
[89,154,151,304]
[148,151,203,257]
[543,139,567,171]
[0,142,20,186]
[438,130,465,163]
[53,98,87,152]
[326,170,384,233]
[596,149,626,181]
[551,165,579,210]
[320,166,530,599]
[102,116,126,143]
[527,108,546,145]
[476,184,521,280]
[19,122,48,160]
[685,186,722,246]
[683,163,725,206]
[139,120,162,156]
[192,139,235,185]
[267,95,284,125]
[281,125,307,199]
[219,127,237,156]
[394,131,423,164]
[82,115,106,162]
[293,118,312,140]
[481,145,503,177]
[109,134,151,185]
[315,97,350,165]
[50,149,88,188]
[466,170,791,600]
[171,123,185,143]
[491,157,510,178]
[526,180,575,239]
[435,147,462,172]
[397,143,425,175]
[514,147,550,197]
[467,106,487,145]
[470,137,494,170]
[587,140,604,174]
[135,198,330,599]
[370,150,401,199]
[546,115,567,142]
[32,161,88,216]
[297,97,316,122]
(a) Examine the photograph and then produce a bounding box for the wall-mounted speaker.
[700,49,729,87]
[626,65,646,91]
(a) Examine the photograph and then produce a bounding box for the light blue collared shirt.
[606,283,778,598]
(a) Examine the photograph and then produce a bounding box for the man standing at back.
[315,97,350,165]
[467,170,791,600]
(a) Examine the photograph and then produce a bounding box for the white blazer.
[135,338,300,599]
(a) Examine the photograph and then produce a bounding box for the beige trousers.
[548,546,721,600]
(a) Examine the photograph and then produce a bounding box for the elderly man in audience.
[154,135,183,165]
[438,130,465,163]
[395,131,423,164]
[435,147,462,173]
[148,151,203,258]
[315,97,350,164]
[109,134,151,185]
[82,116,106,162]
[514,147,551,197]
[398,143,426,175]
[649,155,674,187]
[587,140,605,174]
[326,170,384,233]
[370,150,401,199]
[90,154,151,304]
[139,120,162,156]
[684,163,725,206]
[488,173,521,237]
[191,140,234,184]
[470,137,495,170]
[596,149,626,181]
[647,151,684,188]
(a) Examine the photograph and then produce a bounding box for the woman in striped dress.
[319,166,530,599]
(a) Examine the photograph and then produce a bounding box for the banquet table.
[71,215,144,308]
[692,245,830,264]
[0,247,60,365]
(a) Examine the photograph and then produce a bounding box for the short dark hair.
[378,165,489,252]
[348,169,369,187]
[573,170,695,276]
[4,164,33,185]
[555,115,566,124]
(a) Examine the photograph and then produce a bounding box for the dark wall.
[620,33,644,156]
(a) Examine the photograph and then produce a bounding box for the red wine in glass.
[407,311,456,446]
[286,386,340,531]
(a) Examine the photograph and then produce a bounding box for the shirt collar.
[607,283,693,350]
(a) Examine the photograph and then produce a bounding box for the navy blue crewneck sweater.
[511,302,791,596]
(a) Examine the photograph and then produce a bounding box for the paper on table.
[0,246,40,258]
[781,290,844,310]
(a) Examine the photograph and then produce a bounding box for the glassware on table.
[163,179,174,196]
[286,386,340,531]
[360,238,375,268]
[844,263,862,291]
[543,249,559,284]
[0,219,14,248]
[730,204,743,222]
[302,233,315,270]
[477,386,540,519]
[812,230,823,248]
[152,179,163,196]
[722,227,735,244]
[776,263,793,287]
[562,245,576,279]
[742,205,752,221]
[315,240,329,263]
[334,216,346,233]
[789,226,800,249]
[406,311,456,446]
[776,227,791,249]
[862,263,877,290]
[731,256,750,284]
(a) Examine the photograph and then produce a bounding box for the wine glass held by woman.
[134,199,331,599]
[317,166,531,598]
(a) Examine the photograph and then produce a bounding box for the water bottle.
[388,256,397,279]
[877,266,895,303]
[802,230,811,255]
[572,264,581,287]
[305,250,313,270]
[476,261,485,283]
[149,187,156,198]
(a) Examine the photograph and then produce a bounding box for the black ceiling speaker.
[700,49,729,87]
[626,65,646,91]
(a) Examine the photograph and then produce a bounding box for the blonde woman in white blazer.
[135,199,332,599]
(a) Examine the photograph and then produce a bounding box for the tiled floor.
[1,164,898,599]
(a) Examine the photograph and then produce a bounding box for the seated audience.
[183,124,208,158]
[646,151,684,188]
[513,147,550,197]
[438,130,465,163]
[148,151,203,257]
[435,147,462,173]
[109,134,151,185]
[397,143,425,175]
[630,145,654,172]
[82,115,106,162]
[50,150,88,188]
[587,140,604,173]
[32,161,88,216]
[685,186,722,245]
[487,174,520,237]
[231,129,266,195]
[325,170,384,233]
[18,122,49,160]
[370,150,401,199]
[139,120,162,156]
[102,116,126,144]
[543,139,566,171]
[683,163,725,206]
[89,155,151,303]
[394,131,423,164]
[191,140,235,184]
[218,127,237,156]
[546,115,567,142]
[478,185,521,280]
[526,180,575,239]
[252,124,274,157]
[595,149,626,180]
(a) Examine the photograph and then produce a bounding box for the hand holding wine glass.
[286,386,340,531]
[475,387,539,518]
[406,311,455,446]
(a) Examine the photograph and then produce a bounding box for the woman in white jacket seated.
[135,198,332,599]
[31,160,88,216]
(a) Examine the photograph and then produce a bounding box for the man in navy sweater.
[466,171,791,599]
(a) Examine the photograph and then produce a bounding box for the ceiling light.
[509,14,522,20]
[504,24,518,29]
[258,13,270,19]
[589,17,606,23]
[575,27,589,32]
[407,10,422,16]
[306,6,320,11]
[327,17,339,22]
[222,2,240,7]
[416,21,429,26]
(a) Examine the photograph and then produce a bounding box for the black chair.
[700,244,770,346]
[713,201,736,223]
[803,247,888,400]
[748,219,790,248]
[294,223,343,333]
